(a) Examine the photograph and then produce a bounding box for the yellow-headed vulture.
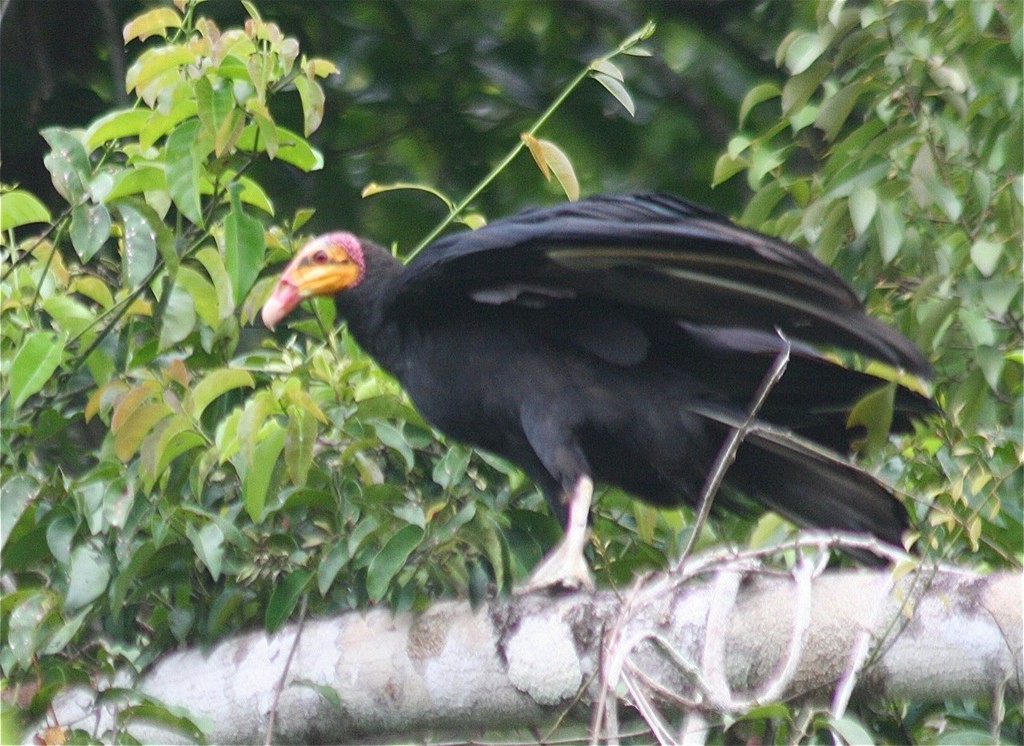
[262,193,934,588]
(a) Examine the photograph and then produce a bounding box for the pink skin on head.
[261,232,366,329]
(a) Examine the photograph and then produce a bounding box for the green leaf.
[367,525,424,602]
[294,75,326,136]
[115,203,159,286]
[739,82,781,126]
[188,367,255,420]
[814,81,864,142]
[590,71,635,117]
[125,44,194,95]
[846,383,896,456]
[104,165,167,202]
[0,189,53,230]
[631,502,658,544]
[165,118,205,226]
[784,31,826,75]
[285,406,317,486]
[65,543,112,612]
[238,124,324,171]
[8,593,55,668]
[317,542,350,596]
[589,59,624,81]
[42,127,91,203]
[828,714,876,746]
[175,265,219,327]
[122,6,182,43]
[244,97,280,158]
[1,475,38,552]
[118,703,209,743]
[7,331,66,409]
[361,181,455,211]
[187,522,225,581]
[243,420,285,522]
[158,281,197,350]
[848,187,877,237]
[265,569,311,632]
[200,78,245,156]
[204,173,274,215]
[147,415,205,488]
[875,200,904,263]
[82,108,151,152]
[712,153,747,187]
[140,96,199,149]
[114,401,172,461]
[41,606,90,656]
[969,239,1002,277]
[70,202,112,262]
[224,183,266,305]
[195,245,236,319]
[432,446,472,490]
[781,60,829,116]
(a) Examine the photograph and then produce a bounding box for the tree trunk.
[31,561,1022,744]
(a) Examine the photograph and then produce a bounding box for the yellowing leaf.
[521,134,580,201]
[123,7,182,44]
[188,368,254,420]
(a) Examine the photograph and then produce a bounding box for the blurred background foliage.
[0,0,1020,742]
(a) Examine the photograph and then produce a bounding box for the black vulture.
[262,194,934,588]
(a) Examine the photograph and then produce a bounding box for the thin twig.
[264,595,308,745]
[677,333,792,567]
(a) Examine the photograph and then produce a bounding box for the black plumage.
[262,193,934,586]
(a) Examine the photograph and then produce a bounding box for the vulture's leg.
[521,475,595,591]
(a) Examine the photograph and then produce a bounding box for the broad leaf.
[82,108,151,152]
[223,183,265,305]
[165,118,205,226]
[0,190,52,230]
[367,525,424,602]
[188,367,254,420]
[265,569,311,632]
[65,543,112,612]
[41,127,91,203]
[158,281,197,350]
[8,331,67,410]
[242,420,285,521]
[70,203,112,262]
[115,203,159,285]
[590,70,635,117]
[122,6,182,43]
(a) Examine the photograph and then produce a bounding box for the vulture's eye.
[313,249,329,264]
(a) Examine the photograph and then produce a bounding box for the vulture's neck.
[333,240,409,376]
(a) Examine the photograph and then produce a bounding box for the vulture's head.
[261,232,366,329]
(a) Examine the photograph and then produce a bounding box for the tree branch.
[31,552,1021,744]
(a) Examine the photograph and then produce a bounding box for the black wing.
[395,193,932,376]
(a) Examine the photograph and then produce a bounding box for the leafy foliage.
[715,0,1023,571]
[0,0,1019,743]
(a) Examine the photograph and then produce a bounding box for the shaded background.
[1,0,806,243]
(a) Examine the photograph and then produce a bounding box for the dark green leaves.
[367,525,424,602]
[265,569,311,632]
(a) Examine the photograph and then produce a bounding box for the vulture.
[262,193,934,589]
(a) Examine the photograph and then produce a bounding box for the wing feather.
[396,193,931,375]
